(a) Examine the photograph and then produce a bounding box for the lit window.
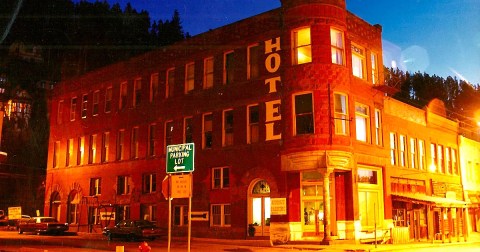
[150,73,159,102]
[293,27,312,65]
[355,103,369,142]
[445,147,452,174]
[134,78,142,107]
[334,93,348,135]
[93,90,99,116]
[418,140,426,170]
[101,132,109,163]
[247,44,260,79]
[66,138,73,166]
[331,28,345,65]
[211,204,231,227]
[399,135,407,167]
[143,173,157,193]
[203,113,213,149]
[294,93,314,135]
[89,134,97,164]
[437,145,444,173]
[117,175,132,195]
[224,51,235,84]
[90,178,101,196]
[204,57,214,89]
[105,87,112,113]
[131,127,139,159]
[371,52,378,84]
[119,82,127,110]
[409,138,417,169]
[430,143,437,172]
[247,105,259,144]
[451,149,458,175]
[70,97,77,121]
[351,43,366,79]
[166,68,175,98]
[223,110,234,146]
[184,117,193,143]
[212,167,229,189]
[374,109,382,146]
[53,141,60,168]
[117,130,125,161]
[390,132,397,165]
[185,62,195,93]
[77,136,84,165]
[148,124,156,157]
[81,94,88,118]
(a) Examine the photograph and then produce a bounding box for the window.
[166,68,175,98]
[293,27,312,65]
[203,113,213,149]
[437,145,444,173]
[247,44,260,79]
[119,81,127,110]
[334,93,348,135]
[88,207,100,225]
[131,127,139,159]
[184,117,193,143]
[371,52,378,84]
[223,110,234,146]
[67,192,80,224]
[70,97,77,121]
[355,103,370,142]
[351,43,366,79]
[101,132,109,163]
[294,93,314,135]
[212,167,229,189]
[185,62,195,93]
[399,135,407,167]
[148,124,156,157]
[223,51,234,84]
[174,205,188,226]
[81,94,88,118]
[410,138,417,169]
[451,149,458,175]
[143,173,157,193]
[53,141,60,168]
[117,175,132,195]
[66,138,73,166]
[204,57,214,89]
[77,136,84,165]
[92,90,99,116]
[247,105,259,144]
[374,109,382,146]
[165,121,174,150]
[116,206,130,221]
[141,204,157,222]
[390,133,398,165]
[57,100,63,124]
[357,169,378,184]
[445,147,452,174]
[105,86,112,113]
[430,143,437,172]
[331,28,345,65]
[211,204,231,227]
[90,178,101,196]
[150,73,159,102]
[418,140,426,170]
[89,134,97,164]
[134,78,142,107]
[117,130,125,161]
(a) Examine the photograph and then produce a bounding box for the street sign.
[166,143,195,173]
[170,173,192,198]
[161,176,169,200]
[8,206,21,220]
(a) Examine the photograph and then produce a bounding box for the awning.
[391,193,469,208]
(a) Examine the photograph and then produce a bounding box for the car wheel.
[18,228,23,234]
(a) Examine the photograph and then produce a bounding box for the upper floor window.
[77,136,84,165]
[185,62,195,93]
[150,73,159,102]
[53,141,60,168]
[119,82,127,110]
[70,97,77,121]
[134,78,142,107]
[355,103,370,142]
[143,173,157,193]
[105,87,112,113]
[399,135,407,167]
[331,28,345,65]
[223,51,235,85]
[371,52,379,84]
[247,105,259,144]
[437,144,445,173]
[117,129,125,161]
[203,113,213,149]
[351,43,366,79]
[204,57,214,89]
[294,93,314,135]
[92,90,100,116]
[148,124,156,157]
[165,121,174,150]
[223,110,234,146]
[374,109,382,146]
[430,143,437,172]
[212,167,230,189]
[390,132,398,165]
[117,175,132,195]
[445,147,452,174]
[57,100,64,124]
[89,134,97,164]
[451,149,458,175]
[131,127,139,159]
[101,132,109,163]
[184,117,193,143]
[293,27,312,65]
[409,138,417,169]
[418,140,426,170]
[66,138,73,167]
[247,44,261,79]
[166,68,175,98]
[81,94,88,119]
[334,93,348,135]
[90,178,101,196]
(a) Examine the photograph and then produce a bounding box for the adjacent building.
[45,0,477,244]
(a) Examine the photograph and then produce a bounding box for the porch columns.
[463,208,468,242]
[321,170,333,244]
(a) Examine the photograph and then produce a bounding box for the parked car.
[0,210,8,226]
[103,219,166,241]
[18,217,68,235]
[11,215,31,230]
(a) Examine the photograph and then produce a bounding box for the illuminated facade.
[45,0,474,243]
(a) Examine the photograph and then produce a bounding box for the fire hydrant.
[138,241,151,252]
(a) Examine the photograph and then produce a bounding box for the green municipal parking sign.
[166,143,195,173]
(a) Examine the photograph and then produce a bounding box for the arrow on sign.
[174,165,185,171]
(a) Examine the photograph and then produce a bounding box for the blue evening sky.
[81,0,480,85]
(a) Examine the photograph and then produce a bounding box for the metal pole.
[167,175,171,252]
[188,173,192,252]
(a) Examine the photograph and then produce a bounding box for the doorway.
[50,191,61,221]
[248,179,271,237]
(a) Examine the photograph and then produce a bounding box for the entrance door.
[50,191,61,221]
[249,180,271,237]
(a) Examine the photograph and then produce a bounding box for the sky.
[80,0,480,85]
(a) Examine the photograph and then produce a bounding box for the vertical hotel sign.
[264,37,282,140]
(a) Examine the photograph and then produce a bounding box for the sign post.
[166,143,195,252]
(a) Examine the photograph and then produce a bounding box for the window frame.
[105,86,112,113]
[148,124,157,157]
[203,57,214,89]
[334,93,349,135]
[211,204,231,227]
[247,43,260,80]
[293,27,312,65]
[351,43,366,79]
[330,28,345,65]
[294,92,314,135]
[133,78,142,107]
[166,68,175,98]
[101,131,109,163]
[117,175,132,195]
[212,167,230,189]
[247,104,260,144]
[88,134,97,164]
[81,93,88,119]
[119,81,128,110]
[90,178,102,196]
[77,136,84,165]
[92,90,100,116]
[70,97,77,121]
[57,100,64,124]
[165,121,174,152]
[143,173,157,194]
[185,62,195,93]
[222,109,234,147]
[203,113,213,149]
[223,51,235,85]
[184,117,193,143]
[131,127,139,159]
[117,129,125,161]
[150,73,159,102]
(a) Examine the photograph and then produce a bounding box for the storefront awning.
[391,193,469,208]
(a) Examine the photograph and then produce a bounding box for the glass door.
[249,180,271,236]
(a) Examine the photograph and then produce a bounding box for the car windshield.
[40,218,57,223]
[134,220,154,227]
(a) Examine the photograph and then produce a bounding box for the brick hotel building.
[46,0,473,243]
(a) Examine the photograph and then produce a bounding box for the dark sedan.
[103,219,166,241]
[18,217,68,235]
